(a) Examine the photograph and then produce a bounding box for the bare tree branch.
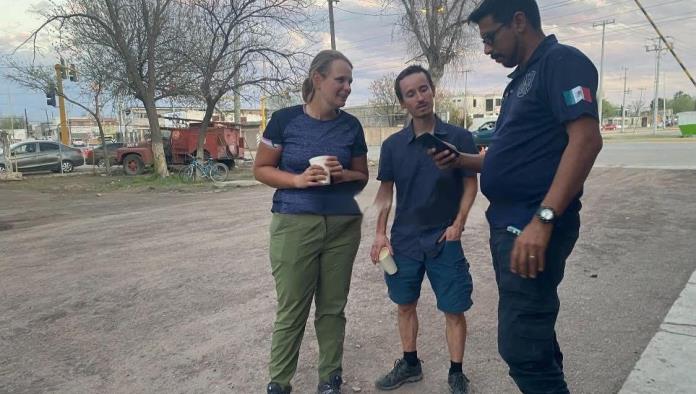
[390,0,478,85]
[368,73,404,127]
[18,0,192,177]
[172,0,312,159]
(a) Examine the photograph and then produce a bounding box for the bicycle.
[178,155,229,182]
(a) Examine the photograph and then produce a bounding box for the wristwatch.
[535,206,557,224]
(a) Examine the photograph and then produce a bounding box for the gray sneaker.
[317,374,342,394]
[448,371,470,394]
[375,358,423,391]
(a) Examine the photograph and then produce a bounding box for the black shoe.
[448,371,470,394]
[317,374,342,394]
[267,382,292,394]
[375,358,423,391]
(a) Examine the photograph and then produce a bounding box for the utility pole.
[462,69,472,127]
[593,19,615,127]
[7,86,15,141]
[24,108,30,139]
[328,0,337,50]
[621,66,629,133]
[54,63,70,145]
[45,110,52,139]
[646,37,671,135]
[663,69,667,127]
[633,0,696,89]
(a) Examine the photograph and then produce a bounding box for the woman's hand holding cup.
[323,156,344,182]
[293,164,328,188]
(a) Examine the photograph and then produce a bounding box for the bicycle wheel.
[210,162,229,182]
[178,165,196,183]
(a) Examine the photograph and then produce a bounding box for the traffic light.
[69,64,78,82]
[46,82,57,107]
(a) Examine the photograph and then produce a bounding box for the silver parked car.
[0,141,84,173]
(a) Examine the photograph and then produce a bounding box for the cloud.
[2,0,696,121]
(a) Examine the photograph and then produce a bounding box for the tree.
[631,96,647,117]
[266,86,304,111]
[23,0,189,177]
[0,117,26,130]
[433,87,468,127]
[368,73,403,127]
[392,0,478,86]
[6,58,114,173]
[669,91,696,114]
[0,130,20,178]
[602,99,618,119]
[175,0,310,161]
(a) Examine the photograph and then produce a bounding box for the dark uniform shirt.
[378,117,478,261]
[480,35,599,230]
[262,105,368,215]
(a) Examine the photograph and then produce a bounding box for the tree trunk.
[94,93,111,174]
[142,96,169,177]
[1,131,16,174]
[195,104,216,160]
[430,65,444,89]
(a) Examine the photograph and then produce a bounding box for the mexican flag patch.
[563,86,592,106]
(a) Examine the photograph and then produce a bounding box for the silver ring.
[529,255,536,259]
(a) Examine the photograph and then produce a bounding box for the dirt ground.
[1,168,695,393]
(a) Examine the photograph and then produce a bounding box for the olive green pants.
[268,213,362,388]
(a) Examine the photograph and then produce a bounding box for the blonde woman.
[254,50,368,394]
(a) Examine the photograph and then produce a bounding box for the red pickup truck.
[116,122,244,175]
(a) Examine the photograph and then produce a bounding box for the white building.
[449,93,503,120]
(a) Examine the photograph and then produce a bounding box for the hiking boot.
[375,358,423,391]
[317,374,342,394]
[448,371,470,394]
[267,382,292,394]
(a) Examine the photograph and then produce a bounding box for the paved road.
[597,140,696,169]
[367,138,696,169]
[1,168,695,393]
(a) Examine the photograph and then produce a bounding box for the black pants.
[489,217,579,394]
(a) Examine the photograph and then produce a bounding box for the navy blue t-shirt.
[378,118,478,261]
[480,35,599,230]
[262,105,368,215]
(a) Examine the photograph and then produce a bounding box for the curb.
[619,270,696,393]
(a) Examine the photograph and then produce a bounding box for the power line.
[633,0,696,89]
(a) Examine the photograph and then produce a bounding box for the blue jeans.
[489,217,579,394]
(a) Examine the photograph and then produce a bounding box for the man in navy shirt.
[433,1,603,392]
[370,65,478,394]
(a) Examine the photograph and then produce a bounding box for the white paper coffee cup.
[309,156,331,185]
[378,247,398,275]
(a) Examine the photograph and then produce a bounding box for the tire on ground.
[123,154,144,175]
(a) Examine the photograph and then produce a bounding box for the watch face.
[540,208,554,221]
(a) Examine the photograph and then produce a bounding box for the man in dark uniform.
[432,0,603,392]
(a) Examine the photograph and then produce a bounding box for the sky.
[1,0,696,122]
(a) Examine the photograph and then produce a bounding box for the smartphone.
[414,133,461,157]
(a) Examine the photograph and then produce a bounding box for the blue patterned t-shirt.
[262,105,368,215]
